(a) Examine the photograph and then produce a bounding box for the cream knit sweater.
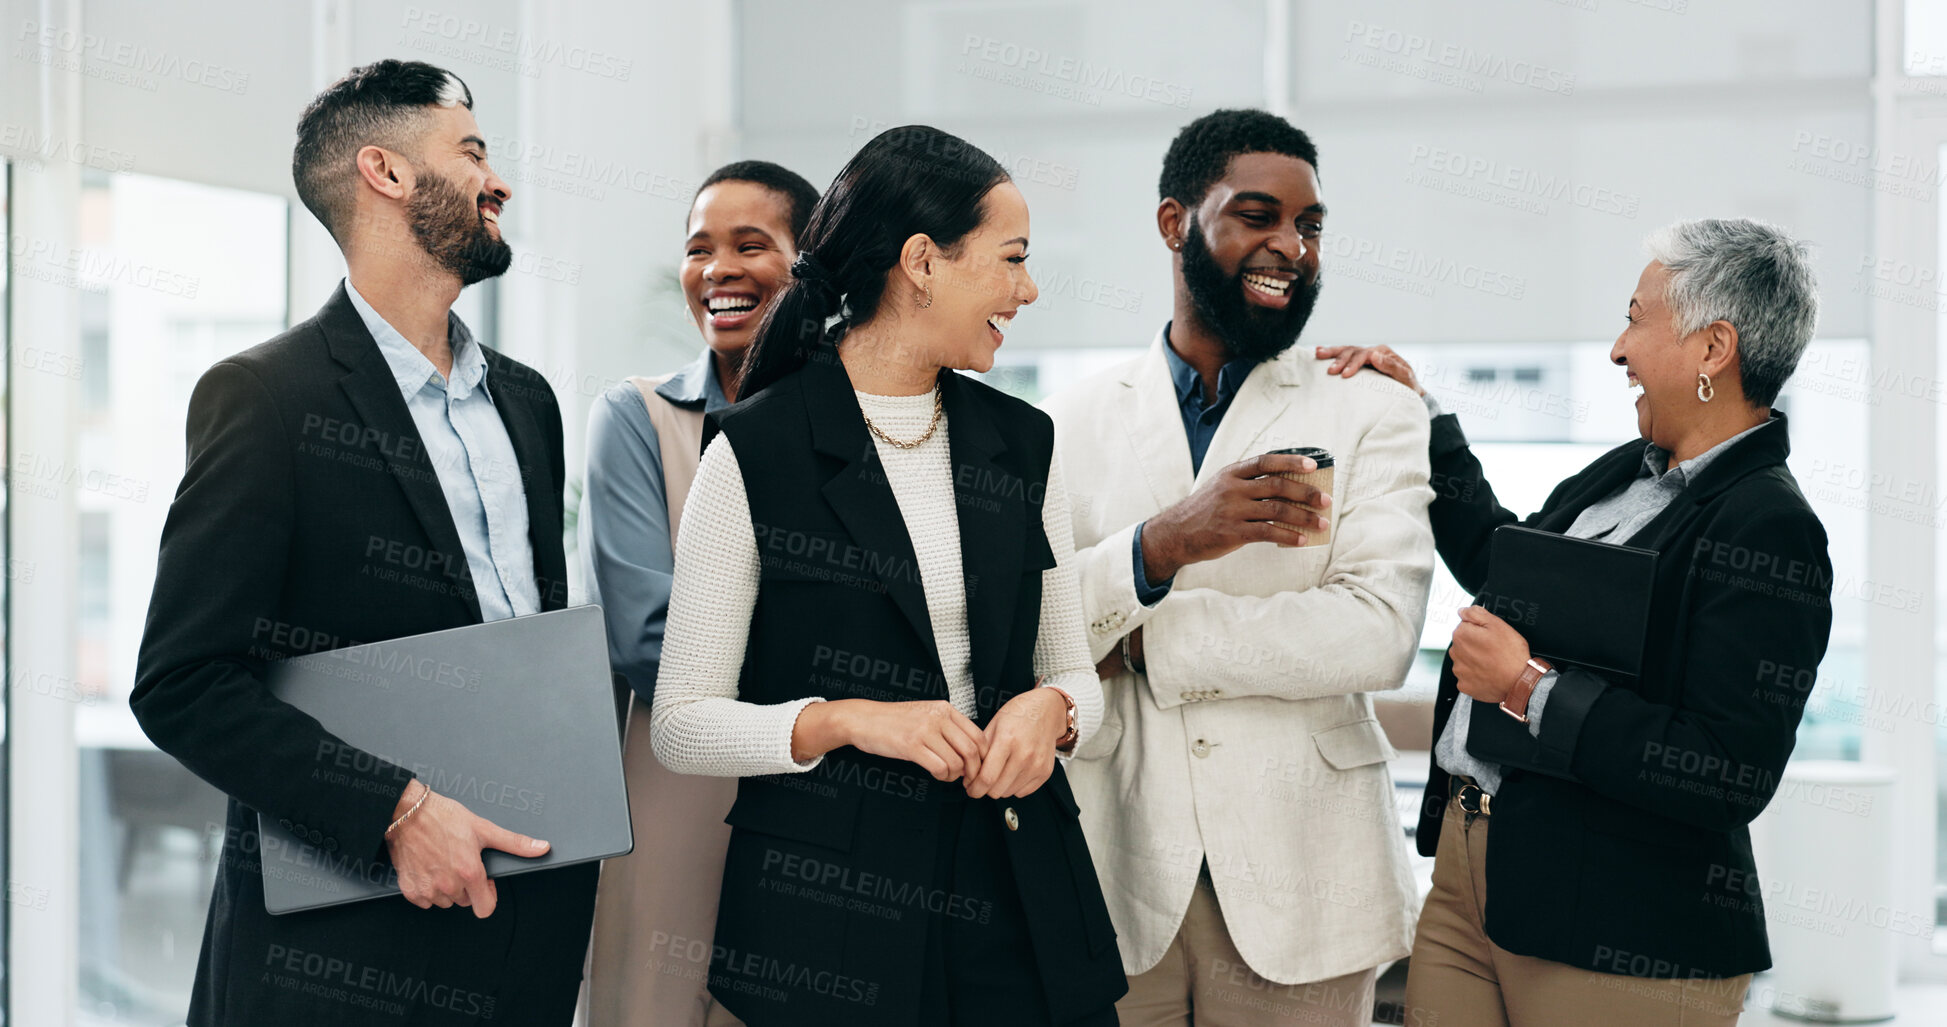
[651,388,1103,778]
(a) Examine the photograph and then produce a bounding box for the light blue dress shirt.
[1429,391,1768,794]
[344,278,538,623]
[578,349,730,701]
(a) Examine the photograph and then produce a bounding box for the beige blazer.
[1041,328,1434,986]
[585,373,737,1027]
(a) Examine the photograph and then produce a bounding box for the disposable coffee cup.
[1265,446,1333,547]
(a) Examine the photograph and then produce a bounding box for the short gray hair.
[1642,218,1819,407]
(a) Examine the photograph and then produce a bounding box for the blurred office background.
[3,0,1947,1023]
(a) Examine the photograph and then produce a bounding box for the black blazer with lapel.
[1415,410,1833,979]
[697,351,1126,1027]
[131,284,595,1026]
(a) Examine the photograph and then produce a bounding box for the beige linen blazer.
[1041,328,1435,985]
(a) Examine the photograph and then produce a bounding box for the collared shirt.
[344,278,538,622]
[1132,324,1264,605]
[1565,421,1768,542]
[1164,328,1261,476]
[579,349,732,698]
[1432,393,1773,793]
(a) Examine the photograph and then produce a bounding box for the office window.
[0,159,12,1027]
[980,329,1869,771]
[974,346,1146,404]
[1910,0,1947,76]
[1384,338,1869,764]
[978,328,1870,741]
[1935,140,1947,930]
[71,172,285,1024]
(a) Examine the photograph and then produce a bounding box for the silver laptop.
[257,605,633,914]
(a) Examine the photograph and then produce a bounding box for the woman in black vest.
[651,125,1127,1027]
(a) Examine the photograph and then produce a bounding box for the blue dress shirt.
[1131,325,1262,605]
[579,349,730,701]
[344,278,538,622]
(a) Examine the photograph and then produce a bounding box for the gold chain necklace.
[860,386,944,449]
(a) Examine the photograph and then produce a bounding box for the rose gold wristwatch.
[1047,686,1079,750]
[1500,657,1551,723]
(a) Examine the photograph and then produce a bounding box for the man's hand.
[1094,627,1144,679]
[1140,453,1330,581]
[385,780,550,918]
[966,688,1067,799]
[1449,606,1531,704]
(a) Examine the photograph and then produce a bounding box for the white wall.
[738,0,1873,352]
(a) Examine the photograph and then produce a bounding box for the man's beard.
[406,168,512,286]
[1179,221,1320,365]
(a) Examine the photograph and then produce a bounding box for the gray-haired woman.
[1319,218,1831,1027]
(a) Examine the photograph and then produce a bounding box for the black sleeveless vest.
[698,350,1123,1027]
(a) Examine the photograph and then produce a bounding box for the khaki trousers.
[585,700,738,1027]
[1403,790,1750,1027]
[1119,866,1379,1026]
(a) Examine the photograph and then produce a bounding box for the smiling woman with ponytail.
[650,125,1127,1027]
[735,125,1016,398]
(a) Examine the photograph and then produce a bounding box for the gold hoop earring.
[918,280,933,309]
[1696,372,1714,403]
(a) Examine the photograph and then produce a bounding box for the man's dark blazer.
[131,283,597,1026]
[1416,409,1832,980]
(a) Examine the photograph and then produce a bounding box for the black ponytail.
[738,125,1010,398]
